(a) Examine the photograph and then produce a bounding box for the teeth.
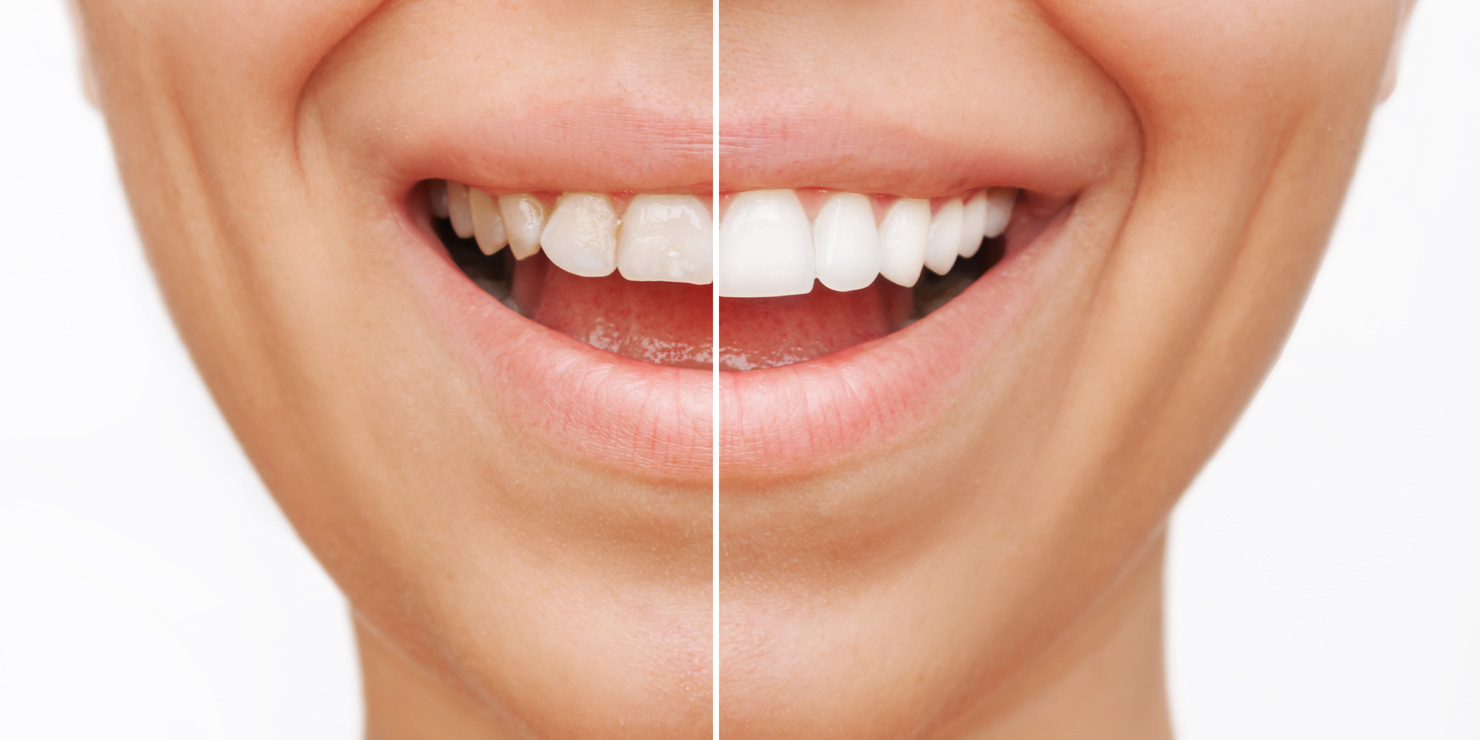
[431,180,1019,295]
[983,187,1016,238]
[878,198,931,288]
[813,192,883,292]
[469,189,508,256]
[717,190,816,298]
[959,190,988,258]
[499,193,548,260]
[617,194,713,284]
[447,181,475,239]
[924,198,963,276]
[540,192,619,278]
[430,180,450,219]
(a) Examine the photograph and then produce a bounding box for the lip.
[716,117,1121,481]
[379,100,716,483]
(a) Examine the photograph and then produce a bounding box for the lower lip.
[397,205,714,483]
[397,194,1073,483]
[718,206,1074,480]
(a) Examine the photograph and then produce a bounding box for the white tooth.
[469,189,508,256]
[812,192,882,292]
[498,193,548,260]
[878,198,930,288]
[540,193,619,278]
[717,190,815,298]
[447,181,474,239]
[959,191,988,258]
[924,198,964,275]
[983,187,1017,238]
[616,194,713,284]
[430,180,450,219]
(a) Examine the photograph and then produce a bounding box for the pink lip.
[718,206,1074,480]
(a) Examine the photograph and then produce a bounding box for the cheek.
[1040,0,1402,130]
[99,0,386,104]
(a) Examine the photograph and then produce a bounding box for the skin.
[72,0,1409,737]
[720,1,1409,739]
[71,1,712,738]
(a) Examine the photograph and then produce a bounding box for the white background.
[1,2,1475,738]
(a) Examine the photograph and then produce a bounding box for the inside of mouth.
[428,184,1006,372]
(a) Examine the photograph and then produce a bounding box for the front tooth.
[983,187,1017,238]
[469,189,508,256]
[540,193,619,278]
[717,190,815,298]
[924,198,963,275]
[878,198,930,288]
[447,181,475,239]
[498,193,548,260]
[616,194,713,284]
[430,180,451,219]
[959,191,988,258]
[813,192,882,292]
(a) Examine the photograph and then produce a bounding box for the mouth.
[427,180,1035,373]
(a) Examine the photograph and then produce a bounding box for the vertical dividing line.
[710,0,721,736]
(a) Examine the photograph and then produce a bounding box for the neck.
[945,534,1175,740]
[357,620,529,740]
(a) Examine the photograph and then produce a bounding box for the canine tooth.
[540,193,619,277]
[499,193,548,260]
[878,198,930,288]
[447,181,474,239]
[983,187,1017,238]
[469,189,508,256]
[959,191,988,258]
[813,192,882,292]
[924,198,964,275]
[430,180,450,219]
[616,194,713,284]
[718,189,815,298]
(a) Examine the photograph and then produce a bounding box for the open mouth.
[427,180,1026,371]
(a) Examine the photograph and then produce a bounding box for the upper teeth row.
[717,188,1017,298]
[434,181,714,285]
[432,181,1016,296]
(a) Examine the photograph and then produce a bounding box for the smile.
[428,180,1030,372]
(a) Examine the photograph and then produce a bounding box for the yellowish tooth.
[540,193,619,278]
[447,181,474,239]
[430,180,450,219]
[498,193,548,260]
[469,189,507,256]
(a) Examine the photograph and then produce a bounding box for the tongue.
[518,257,713,369]
[519,257,913,371]
[719,282,913,371]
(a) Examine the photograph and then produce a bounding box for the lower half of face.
[76,0,1401,737]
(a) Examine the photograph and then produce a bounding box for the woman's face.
[74,0,1404,737]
